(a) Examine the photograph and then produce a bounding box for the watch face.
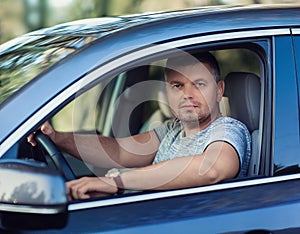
[105,168,120,178]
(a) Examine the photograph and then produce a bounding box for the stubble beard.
[178,108,211,130]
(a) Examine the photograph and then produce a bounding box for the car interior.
[7,45,265,191]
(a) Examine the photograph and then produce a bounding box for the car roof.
[1,4,300,55]
[28,4,300,37]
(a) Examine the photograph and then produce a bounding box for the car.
[1,4,300,233]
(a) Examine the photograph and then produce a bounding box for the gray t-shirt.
[153,117,251,177]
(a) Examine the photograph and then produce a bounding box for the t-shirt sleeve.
[206,119,251,167]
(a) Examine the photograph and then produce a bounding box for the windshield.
[0,34,96,105]
[0,14,191,106]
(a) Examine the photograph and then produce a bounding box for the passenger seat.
[224,72,261,177]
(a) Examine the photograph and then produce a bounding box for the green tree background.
[1,0,298,44]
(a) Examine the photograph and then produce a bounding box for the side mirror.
[0,159,68,230]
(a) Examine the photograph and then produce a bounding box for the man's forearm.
[54,131,157,168]
[120,155,210,191]
[54,130,159,169]
[54,132,122,168]
[120,142,240,191]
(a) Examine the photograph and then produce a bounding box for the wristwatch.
[105,168,125,195]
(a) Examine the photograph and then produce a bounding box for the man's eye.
[195,82,205,88]
[171,83,182,89]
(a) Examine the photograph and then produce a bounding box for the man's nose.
[182,84,197,99]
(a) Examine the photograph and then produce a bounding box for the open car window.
[46,44,264,182]
[7,40,266,198]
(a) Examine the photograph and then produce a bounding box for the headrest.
[157,90,173,119]
[224,72,261,132]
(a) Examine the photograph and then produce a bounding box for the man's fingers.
[66,177,114,200]
[66,177,92,200]
[27,121,54,146]
[27,134,37,146]
[40,122,52,135]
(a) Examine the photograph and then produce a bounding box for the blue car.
[1,4,300,233]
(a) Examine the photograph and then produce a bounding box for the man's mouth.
[179,103,199,110]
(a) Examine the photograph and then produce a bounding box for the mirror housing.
[0,159,68,230]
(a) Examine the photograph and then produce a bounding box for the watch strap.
[105,168,125,195]
[112,175,125,195]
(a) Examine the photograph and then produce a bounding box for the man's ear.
[217,80,225,102]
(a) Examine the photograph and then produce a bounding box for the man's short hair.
[165,51,221,82]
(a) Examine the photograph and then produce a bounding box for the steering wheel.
[35,132,76,181]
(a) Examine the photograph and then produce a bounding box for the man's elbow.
[203,167,237,185]
[204,168,222,185]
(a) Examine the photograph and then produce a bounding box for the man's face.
[166,62,223,125]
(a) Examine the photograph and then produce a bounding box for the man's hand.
[27,121,56,146]
[66,177,118,200]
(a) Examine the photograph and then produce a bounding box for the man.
[28,52,251,200]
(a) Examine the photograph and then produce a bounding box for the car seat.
[139,88,173,133]
[224,72,261,177]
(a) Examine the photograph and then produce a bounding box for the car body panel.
[16,175,300,233]
[1,5,300,233]
[272,36,300,172]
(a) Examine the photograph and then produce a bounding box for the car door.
[2,27,300,234]
[39,30,300,233]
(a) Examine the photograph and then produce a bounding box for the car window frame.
[1,28,296,212]
[63,31,279,209]
[272,29,300,175]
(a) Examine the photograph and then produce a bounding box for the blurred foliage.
[0,0,217,44]
[69,0,202,17]
[1,0,300,44]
